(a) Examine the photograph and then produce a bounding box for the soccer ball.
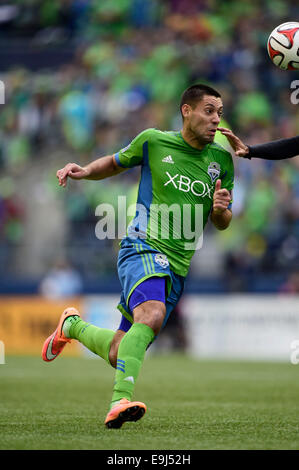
[267,22,299,70]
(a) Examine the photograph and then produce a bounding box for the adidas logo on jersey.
[162,155,174,164]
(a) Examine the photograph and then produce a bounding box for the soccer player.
[217,128,299,160]
[42,84,234,428]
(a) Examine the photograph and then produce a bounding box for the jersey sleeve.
[114,128,155,168]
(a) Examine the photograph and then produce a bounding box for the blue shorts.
[117,237,185,333]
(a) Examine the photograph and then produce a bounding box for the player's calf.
[109,329,126,367]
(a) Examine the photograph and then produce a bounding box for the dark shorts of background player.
[117,237,185,335]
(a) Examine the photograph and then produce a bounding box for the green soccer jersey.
[115,128,234,277]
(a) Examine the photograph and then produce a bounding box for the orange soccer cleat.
[105,398,147,429]
[42,307,80,362]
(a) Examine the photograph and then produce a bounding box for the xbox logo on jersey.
[164,171,213,199]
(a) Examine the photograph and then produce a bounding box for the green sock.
[110,322,155,407]
[62,315,80,338]
[63,316,115,365]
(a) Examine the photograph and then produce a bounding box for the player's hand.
[217,127,249,157]
[56,163,90,187]
[213,179,231,215]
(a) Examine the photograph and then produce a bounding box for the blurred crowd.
[0,0,299,292]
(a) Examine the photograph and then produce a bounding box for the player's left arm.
[210,179,232,230]
[218,127,299,160]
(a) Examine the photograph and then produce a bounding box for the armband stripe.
[114,152,126,168]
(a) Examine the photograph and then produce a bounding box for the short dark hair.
[180,84,221,119]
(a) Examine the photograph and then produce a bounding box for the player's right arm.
[57,155,126,188]
[57,129,154,188]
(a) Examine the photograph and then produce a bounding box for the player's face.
[184,95,223,145]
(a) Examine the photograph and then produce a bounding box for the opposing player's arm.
[210,179,232,230]
[57,155,127,188]
[247,136,299,160]
[218,127,299,160]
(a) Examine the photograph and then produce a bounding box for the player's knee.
[134,301,166,336]
[147,310,165,335]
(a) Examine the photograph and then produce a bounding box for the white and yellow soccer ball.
[267,22,299,70]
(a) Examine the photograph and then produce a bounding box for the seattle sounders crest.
[154,253,169,269]
[208,162,221,183]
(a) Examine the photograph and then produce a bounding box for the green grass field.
[1,354,299,450]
